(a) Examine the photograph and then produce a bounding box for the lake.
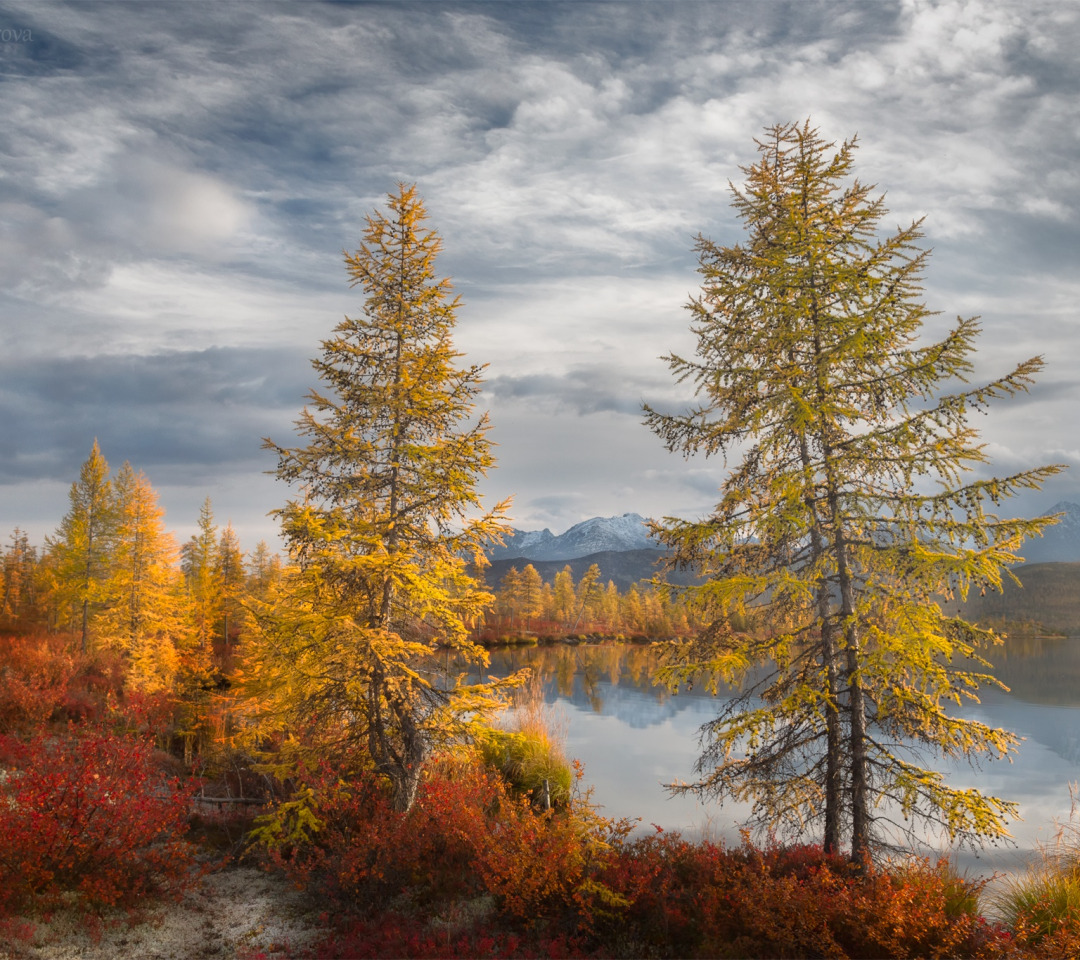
[480,639,1080,879]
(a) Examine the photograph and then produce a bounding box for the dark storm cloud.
[486,365,670,417]
[0,347,312,482]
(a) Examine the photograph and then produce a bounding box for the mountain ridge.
[481,504,1080,594]
[487,512,659,563]
[489,503,1080,566]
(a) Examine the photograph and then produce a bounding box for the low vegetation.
[480,722,573,810]
[0,725,196,918]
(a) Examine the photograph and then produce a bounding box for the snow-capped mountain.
[488,527,557,560]
[1020,501,1080,563]
[487,513,658,562]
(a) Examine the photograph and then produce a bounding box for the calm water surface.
[481,638,1080,878]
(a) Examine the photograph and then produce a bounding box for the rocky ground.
[1,860,328,960]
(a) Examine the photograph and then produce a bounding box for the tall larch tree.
[48,440,116,652]
[97,463,187,693]
[181,497,222,653]
[245,184,511,811]
[645,121,1063,862]
[217,522,245,645]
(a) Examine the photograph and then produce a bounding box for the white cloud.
[134,160,252,249]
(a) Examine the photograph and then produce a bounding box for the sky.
[1,0,1078,551]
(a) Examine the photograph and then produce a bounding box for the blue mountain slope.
[487,513,658,563]
[1020,502,1080,563]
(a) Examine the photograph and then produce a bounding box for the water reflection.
[482,639,1080,870]
[989,635,1080,708]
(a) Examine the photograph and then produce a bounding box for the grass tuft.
[480,677,571,809]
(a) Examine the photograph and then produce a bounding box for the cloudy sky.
[1,0,1078,550]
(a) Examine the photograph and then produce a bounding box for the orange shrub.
[474,793,592,920]
[587,834,1010,959]
[261,758,1017,958]
[261,754,597,921]
[0,632,124,736]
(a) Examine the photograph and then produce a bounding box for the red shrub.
[0,632,126,737]
[0,632,80,734]
[587,835,1011,959]
[0,727,196,914]
[261,758,1015,959]
[262,754,600,925]
[262,756,497,909]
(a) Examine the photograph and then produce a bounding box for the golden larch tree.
[646,121,1064,861]
[244,184,511,811]
[48,441,116,652]
[97,462,188,693]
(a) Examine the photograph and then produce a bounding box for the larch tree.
[49,440,116,652]
[571,562,603,632]
[600,581,621,630]
[245,184,511,811]
[245,540,283,606]
[97,462,188,694]
[552,566,576,627]
[623,590,645,635]
[519,563,545,630]
[217,522,244,645]
[497,566,524,629]
[1,529,39,626]
[645,121,1063,862]
[181,497,223,653]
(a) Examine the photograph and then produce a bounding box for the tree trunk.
[820,616,843,855]
[798,429,843,855]
[836,544,871,865]
[388,700,428,813]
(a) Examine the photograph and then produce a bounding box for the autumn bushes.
[246,753,1045,959]
[0,630,124,736]
[257,756,596,922]
[0,627,200,933]
[586,835,1009,960]
[0,727,196,917]
[251,747,1080,959]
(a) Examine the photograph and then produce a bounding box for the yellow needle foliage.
[646,120,1064,861]
[241,185,513,811]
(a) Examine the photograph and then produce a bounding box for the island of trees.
[1,124,1077,958]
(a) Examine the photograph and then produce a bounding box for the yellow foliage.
[242,185,518,810]
[647,120,1063,859]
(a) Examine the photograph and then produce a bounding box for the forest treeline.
[0,442,283,760]
[0,451,703,653]
[488,562,704,640]
[0,445,283,657]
